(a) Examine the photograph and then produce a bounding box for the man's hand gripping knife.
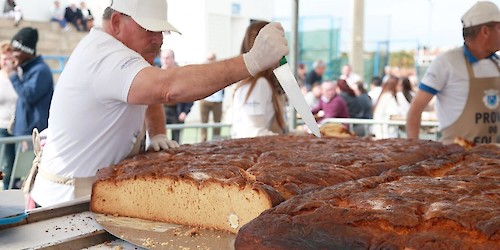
[242,22,289,76]
[148,134,179,151]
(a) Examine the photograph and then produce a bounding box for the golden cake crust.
[91,135,474,239]
[235,144,500,249]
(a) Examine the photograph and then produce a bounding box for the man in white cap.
[29,0,288,207]
[407,1,500,145]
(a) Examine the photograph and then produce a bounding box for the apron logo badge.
[483,89,499,110]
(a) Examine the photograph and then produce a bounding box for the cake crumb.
[184,228,200,237]
[173,228,182,236]
[142,237,156,248]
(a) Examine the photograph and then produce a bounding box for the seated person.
[3,0,22,26]
[64,2,83,31]
[50,1,67,30]
[311,81,349,123]
[80,1,93,31]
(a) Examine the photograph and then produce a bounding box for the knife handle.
[280,57,287,66]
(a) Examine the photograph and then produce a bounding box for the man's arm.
[406,90,434,139]
[127,23,288,105]
[145,104,166,137]
[146,104,179,150]
[128,56,249,105]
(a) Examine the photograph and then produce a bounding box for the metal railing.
[0,135,33,189]
[318,118,440,140]
[165,122,232,144]
[42,55,69,74]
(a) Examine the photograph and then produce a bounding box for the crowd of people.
[50,1,93,32]
[300,62,418,138]
[2,0,93,31]
[154,49,420,141]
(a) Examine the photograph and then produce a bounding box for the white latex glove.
[147,134,179,151]
[242,22,289,76]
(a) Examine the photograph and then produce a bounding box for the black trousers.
[165,106,183,143]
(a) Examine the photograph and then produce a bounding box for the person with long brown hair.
[396,76,415,117]
[231,21,287,138]
[337,79,362,118]
[372,75,401,139]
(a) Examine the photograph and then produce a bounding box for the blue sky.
[273,0,500,51]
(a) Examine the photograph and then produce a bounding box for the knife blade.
[273,57,321,137]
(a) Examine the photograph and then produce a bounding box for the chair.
[8,144,34,189]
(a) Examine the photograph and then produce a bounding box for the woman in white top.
[396,77,415,118]
[231,21,287,138]
[372,75,401,139]
[0,40,18,189]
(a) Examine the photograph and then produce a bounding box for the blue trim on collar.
[418,83,438,95]
[463,44,499,64]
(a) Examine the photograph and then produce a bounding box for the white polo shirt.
[420,46,500,129]
[31,28,151,206]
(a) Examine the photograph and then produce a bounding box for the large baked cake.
[235,144,500,249]
[91,135,458,233]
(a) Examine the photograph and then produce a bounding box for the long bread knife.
[273,57,321,137]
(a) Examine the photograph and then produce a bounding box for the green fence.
[276,16,426,85]
[276,16,343,80]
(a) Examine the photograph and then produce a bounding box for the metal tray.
[0,190,27,226]
[93,213,236,249]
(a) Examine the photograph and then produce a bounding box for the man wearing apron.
[26,0,288,207]
[407,1,500,144]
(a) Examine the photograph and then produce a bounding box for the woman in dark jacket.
[355,81,373,119]
[337,79,362,119]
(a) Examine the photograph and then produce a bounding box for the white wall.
[165,0,274,64]
[205,0,232,60]
[234,0,274,21]
[162,0,206,65]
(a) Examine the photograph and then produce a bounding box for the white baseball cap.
[109,0,180,34]
[461,1,500,28]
